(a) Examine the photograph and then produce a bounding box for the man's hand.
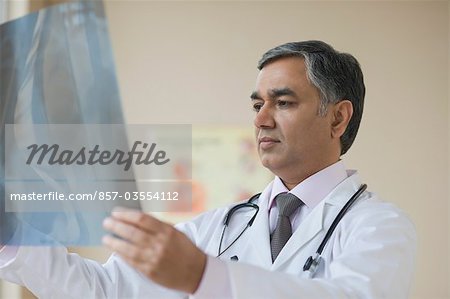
[102,208,207,294]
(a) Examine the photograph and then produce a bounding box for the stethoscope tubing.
[217,184,367,273]
[316,184,367,254]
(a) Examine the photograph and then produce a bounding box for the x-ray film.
[0,1,141,246]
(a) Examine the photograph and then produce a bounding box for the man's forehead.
[253,57,310,97]
[256,57,307,83]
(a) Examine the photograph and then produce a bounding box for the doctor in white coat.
[0,40,416,299]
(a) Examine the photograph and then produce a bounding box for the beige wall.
[104,1,449,299]
[447,0,450,293]
[0,1,448,299]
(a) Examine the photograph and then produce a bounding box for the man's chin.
[259,157,282,173]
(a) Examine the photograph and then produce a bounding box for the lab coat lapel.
[244,181,273,269]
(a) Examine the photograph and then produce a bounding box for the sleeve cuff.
[190,255,232,299]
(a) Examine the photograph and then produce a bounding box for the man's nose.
[254,105,275,129]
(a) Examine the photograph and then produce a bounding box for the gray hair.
[258,40,365,155]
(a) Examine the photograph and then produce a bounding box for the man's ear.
[331,100,353,139]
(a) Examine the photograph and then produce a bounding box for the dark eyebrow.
[268,87,297,99]
[250,91,261,100]
[250,88,297,101]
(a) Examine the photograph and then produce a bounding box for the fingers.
[103,236,160,282]
[110,208,163,234]
[102,209,207,294]
[103,209,170,247]
[103,217,151,246]
[102,235,151,263]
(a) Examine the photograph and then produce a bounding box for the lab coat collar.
[268,161,348,210]
[271,171,363,269]
[324,170,362,206]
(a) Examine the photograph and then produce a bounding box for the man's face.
[252,57,337,182]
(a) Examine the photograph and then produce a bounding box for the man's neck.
[278,160,342,190]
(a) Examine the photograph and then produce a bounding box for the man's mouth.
[258,137,280,150]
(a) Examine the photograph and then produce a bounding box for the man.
[0,40,416,298]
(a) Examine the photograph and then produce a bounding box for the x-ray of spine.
[0,1,133,246]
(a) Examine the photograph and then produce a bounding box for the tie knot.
[275,193,302,217]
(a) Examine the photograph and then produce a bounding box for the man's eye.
[252,103,263,112]
[277,100,291,108]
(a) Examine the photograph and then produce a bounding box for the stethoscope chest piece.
[303,253,322,274]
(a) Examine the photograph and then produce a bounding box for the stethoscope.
[217,184,368,276]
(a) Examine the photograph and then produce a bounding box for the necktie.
[270,193,302,262]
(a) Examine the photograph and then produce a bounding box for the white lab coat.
[0,172,416,299]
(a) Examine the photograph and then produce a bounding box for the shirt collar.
[268,160,349,210]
